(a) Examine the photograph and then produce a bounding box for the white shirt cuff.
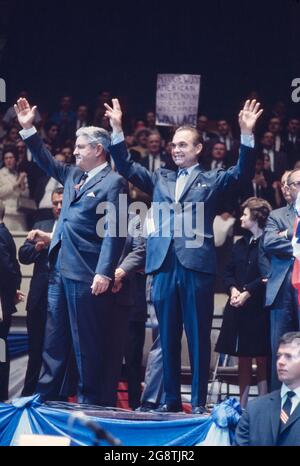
[19,127,37,140]
[111,131,124,145]
[241,134,254,148]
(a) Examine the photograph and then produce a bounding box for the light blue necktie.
[175,168,188,201]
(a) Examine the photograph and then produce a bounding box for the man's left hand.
[91,274,110,295]
[239,99,263,134]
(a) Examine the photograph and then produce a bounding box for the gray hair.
[76,126,111,153]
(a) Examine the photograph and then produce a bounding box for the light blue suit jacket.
[263,204,295,306]
[24,133,128,282]
[110,141,255,275]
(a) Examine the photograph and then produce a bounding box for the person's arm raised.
[14,98,37,130]
[104,98,123,137]
[104,98,155,196]
[238,99,263,135]
[14,98,70,184]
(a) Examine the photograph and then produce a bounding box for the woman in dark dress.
[215,197,272,408]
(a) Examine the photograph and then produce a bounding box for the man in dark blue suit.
[19,187,63,396]
[235,332,300,446]
[105,98,263,413]
[15,98,128,405]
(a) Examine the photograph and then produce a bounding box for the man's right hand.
[14,98,37,130]
[27,229,52,246]
[104,98,123,133]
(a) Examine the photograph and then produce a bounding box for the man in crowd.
[235,332,300,446]
[263,169,300,390]
[19,187,63,396]
[105,98,262,413]
[15,97,127,405]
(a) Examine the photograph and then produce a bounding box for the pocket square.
[86,192,96,198]
[195,182,208,188]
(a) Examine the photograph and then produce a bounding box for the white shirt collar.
[185,163,199,176]
[86,162,109,180]
[281,383,300,401]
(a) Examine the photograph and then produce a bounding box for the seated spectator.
[0,147,30,231]
[61,146,75,164]
[216,197,272,408]
[0,112,7,141]
[93,90,111,127]
[130,128,150,159]
[74,104,90,130]
[260,131,287,180]
[145,111,156,131]
[196,114,216,142]
[16,139,42,202]
[268,116,285,152]
[1,126,20,147]
[216,118,239,160]
[202,141,234,170]
[285,118,300,168]
[240,156,277,208]
[43,122,60,154]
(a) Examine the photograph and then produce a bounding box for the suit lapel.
[269,392,282,443]
[72,165,111,202]
[178,165,202,202]
[285,204,295,230]
[166,171,176,200]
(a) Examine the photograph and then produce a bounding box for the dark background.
[1,0,300,122]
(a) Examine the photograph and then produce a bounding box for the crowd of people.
[0,90,300,445]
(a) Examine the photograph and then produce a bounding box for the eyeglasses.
[288,181,300,189]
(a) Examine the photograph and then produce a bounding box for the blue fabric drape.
[0,396,241,446]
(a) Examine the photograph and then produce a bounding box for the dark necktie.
[74,172,88,192]
[280,391,295,429]
[177,168,188,178]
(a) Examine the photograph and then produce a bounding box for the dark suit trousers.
[124,321,145,409]
[270,271,300,390]
[36,268,115,405]
[152,243,215,407]
[22,295,47,396]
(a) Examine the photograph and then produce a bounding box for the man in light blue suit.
[15,98,128,405]
[263,170,300,390]
[106,98,262,413]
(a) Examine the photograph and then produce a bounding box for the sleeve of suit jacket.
[110,141,156,196]
[95,176,128,278]
[263,212,293,257]
[22,133,71,185]
[215,144,256,190]
[234,410,250,446]
[118,234,146,275]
